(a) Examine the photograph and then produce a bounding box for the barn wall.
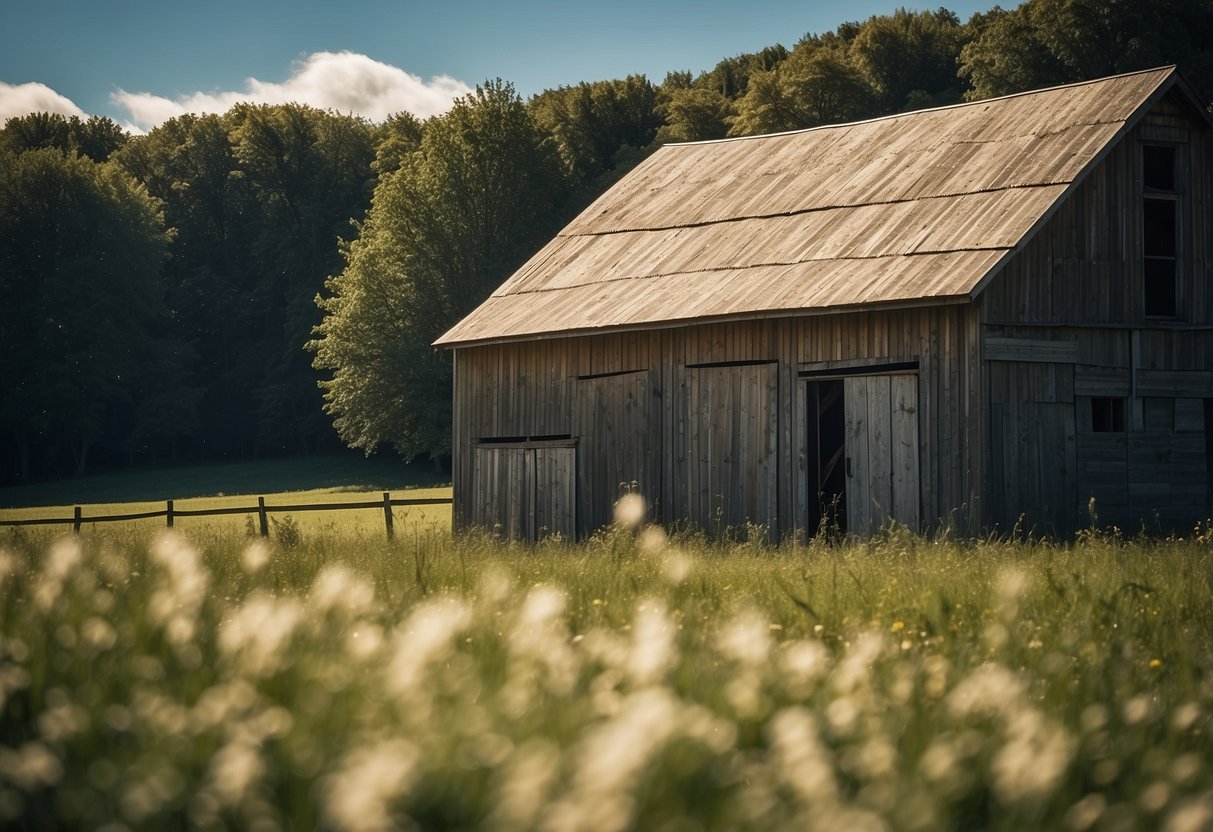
[452,304,983,539]
[979,94,1213,534]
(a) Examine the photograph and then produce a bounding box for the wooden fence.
[0,492,452,540]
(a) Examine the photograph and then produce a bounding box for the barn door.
[843,374,920,534]
[575,370,660,536]
[683,362,779,533]
[472,442,576,541]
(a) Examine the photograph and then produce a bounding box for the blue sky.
[1,0,998,130]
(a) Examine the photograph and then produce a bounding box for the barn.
[435,66,1213,540]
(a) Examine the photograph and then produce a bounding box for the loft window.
[1091,397,1126,433]
[1143,196,1177,317]
[1143,145,1175,191]
[1142,142,1179,319]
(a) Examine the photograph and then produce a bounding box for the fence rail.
[0,492,452,540]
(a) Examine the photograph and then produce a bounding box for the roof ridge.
[666,65,1177,148]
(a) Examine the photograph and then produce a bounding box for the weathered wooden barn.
[436,67,1213,539]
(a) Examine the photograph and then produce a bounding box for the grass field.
[0,453,454,539]
[0,452,449,509]
[1,513,1211,831]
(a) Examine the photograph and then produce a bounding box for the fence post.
[73,506,82,535]
[257,497,269,538]
[383,491,394,541]
[166,500,174,528]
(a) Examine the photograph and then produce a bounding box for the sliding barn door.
[575,370,661,536]
[472,442,576,541]
[844,374,920,534]
[683,362,779,532]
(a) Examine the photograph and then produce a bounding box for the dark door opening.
[806,380,847,535]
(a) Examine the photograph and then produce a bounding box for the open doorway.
[805,370,921,537]
[806,380,847,535]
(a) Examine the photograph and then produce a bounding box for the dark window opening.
[1143,145,1176,191]
[1144,259,1177,318]
[478,434,573,445]
[1143,196,1177,317]
[1091,397,1126,433]
[1144,198,1176,257]
[686,358,777,369]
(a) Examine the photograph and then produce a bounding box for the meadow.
[1,507,1212,831]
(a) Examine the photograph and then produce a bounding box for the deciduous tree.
[311,82,566,463]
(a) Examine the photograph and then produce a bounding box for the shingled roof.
[437,66,1199,347]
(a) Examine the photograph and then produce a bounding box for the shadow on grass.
[0,453,449,508]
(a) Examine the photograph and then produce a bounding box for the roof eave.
[434,294,974,350]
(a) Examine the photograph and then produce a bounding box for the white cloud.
[0,81,87,123]
[112,51,472,132]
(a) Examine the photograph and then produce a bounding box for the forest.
[2,0,1212,484]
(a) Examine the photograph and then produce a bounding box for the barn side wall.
[979,93,1213,534]
[452,304,983,540]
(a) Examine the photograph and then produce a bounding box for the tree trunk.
[72,438,91,476]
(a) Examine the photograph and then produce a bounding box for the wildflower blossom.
[324,738,419,832]
[613,493,646,530]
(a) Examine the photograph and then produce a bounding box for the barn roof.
[436,66,1202,347]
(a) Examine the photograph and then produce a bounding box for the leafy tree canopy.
[310,81,566,462]
[0,112,128,162]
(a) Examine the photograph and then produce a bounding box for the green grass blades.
[0,526,1211,831]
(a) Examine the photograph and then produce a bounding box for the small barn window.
[1091,397,1126,433]
[1143,145,1175,191]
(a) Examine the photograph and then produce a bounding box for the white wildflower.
[33,538,82,612]
[613,493,646,529]
[501,587,578,714]
[778,639,831,698]
[991,708,1074,807]
[80,616,117,652]
[204,737,263,807]
[310,564,376,618]
[947,663,1026,719]
[347,625,384,662]
[1123,694,1156,726]
[219,593,303,677]
[636,525,668,555]
[832,630,886,694]
[626,600,676,687]
[386,597,472,695]
[1163,796,1213,832]
[148,532,210,648]
[0,742,63,790]
[488,740,561,831]
[190,680,258,732]
[544,688,680,832]
[659,550,693,585]
[717,610,771,666]
[1140,782,1171,813]
[1064,794,1106,831]
[768,706,838,804]
[1171,702,1203,733]
[920,737,962,787]
[36,689,88,743]
[324,738,419,832]
[241,540,271,575]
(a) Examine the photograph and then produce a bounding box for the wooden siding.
[452,305,982,539]
[978,92,1213,534]
[438,69,1181,346]
[844,374,921,534]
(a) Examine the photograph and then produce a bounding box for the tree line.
[3,0,1211,484]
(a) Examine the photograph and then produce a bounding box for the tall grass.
[1,518,1211,830]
